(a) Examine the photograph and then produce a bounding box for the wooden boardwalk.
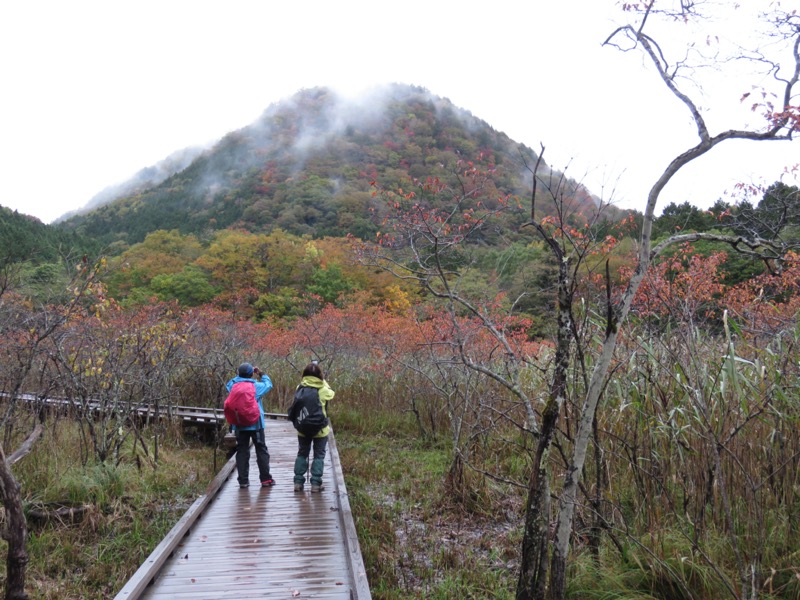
[114,417,371,599]
[13,393,228,428]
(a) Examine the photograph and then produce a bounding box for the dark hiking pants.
[235,428,271,486]
[294,435,328,486]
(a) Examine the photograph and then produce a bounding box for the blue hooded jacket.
[225,373,273,431]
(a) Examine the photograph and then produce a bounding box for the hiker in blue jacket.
[226,362,275,488]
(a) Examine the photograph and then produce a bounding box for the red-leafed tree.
[723,250,800,336]
[628,244,728,322]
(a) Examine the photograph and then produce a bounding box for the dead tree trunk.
[516,397,558,600]
[0,449,29,600]
[0,422,44,600]
[519,189,581,598]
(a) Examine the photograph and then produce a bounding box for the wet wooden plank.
[116,418,369,599]
[114,443,237,599]
[328,432,372,599]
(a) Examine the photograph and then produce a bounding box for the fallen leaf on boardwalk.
[329,506,338,511]
[291,590,300,597]
[200,535,208,542]
[191,579,196,583]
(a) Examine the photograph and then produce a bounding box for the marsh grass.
[335,407,521,599]
[566,528,800,600]
[1,419,214,599]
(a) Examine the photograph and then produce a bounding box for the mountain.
[55,146,206,223]
[58,84,603,249]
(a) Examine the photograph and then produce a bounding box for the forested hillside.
[56,84,605,247]
[0,206,94,265]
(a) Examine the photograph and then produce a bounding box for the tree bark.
[516,447,552,600]
[0,446,29,600]
[518,249,573,600]
[0,423,43,600]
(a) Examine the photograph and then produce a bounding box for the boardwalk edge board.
[328,427,373,600]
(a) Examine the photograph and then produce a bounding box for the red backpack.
[223,381,260,427]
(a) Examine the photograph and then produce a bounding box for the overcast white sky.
[1,1,797,224]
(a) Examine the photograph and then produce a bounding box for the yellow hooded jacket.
[297,375,335,437]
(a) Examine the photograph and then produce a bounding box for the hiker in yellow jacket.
[288,361,335,493]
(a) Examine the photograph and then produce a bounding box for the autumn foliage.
[2,145,800,599]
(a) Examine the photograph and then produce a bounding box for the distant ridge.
[56,146,206,223]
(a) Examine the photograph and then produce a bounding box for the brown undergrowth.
[0,419,214,600]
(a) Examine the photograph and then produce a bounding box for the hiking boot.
[311,484,324,493]
[239,482,249,489]
[260,478,275,487]
[293,483,304,492]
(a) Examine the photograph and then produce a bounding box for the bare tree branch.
[5,423,44,467]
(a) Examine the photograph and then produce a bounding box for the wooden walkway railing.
[113,415,371,600]
[9,393,227,428]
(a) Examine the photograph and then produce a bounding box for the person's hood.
[300,375,324,388]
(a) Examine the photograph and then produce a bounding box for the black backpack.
[288,386,328,436]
